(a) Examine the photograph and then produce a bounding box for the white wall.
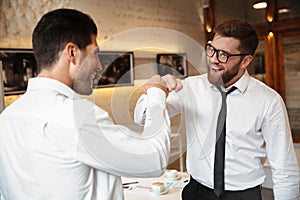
[0,0,206,50]
[0,0,208,90]
[0,0,207,127]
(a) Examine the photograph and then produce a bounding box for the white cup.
[151,182,165,194]
[166,169,178,179]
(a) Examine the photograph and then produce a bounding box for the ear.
[66,43,77,64]
[241,55,253,70]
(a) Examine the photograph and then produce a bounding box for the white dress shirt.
[0,77,171,200]
[135,71,300,200]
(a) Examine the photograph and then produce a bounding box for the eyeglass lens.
[206,44,229,63]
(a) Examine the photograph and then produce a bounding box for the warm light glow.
[253,1,267,9]
[267,32,274,40]
[205,25,212,33]
[278,8,290,14]
[267,15,273,22]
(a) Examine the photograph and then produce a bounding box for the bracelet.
[143,83,169,96]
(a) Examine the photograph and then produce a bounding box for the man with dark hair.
[135,19,299,199]
[0,8,172,200]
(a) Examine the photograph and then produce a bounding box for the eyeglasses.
[205,44,250,63]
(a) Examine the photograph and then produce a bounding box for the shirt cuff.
[143,83,169,96]
[146,87,166,108]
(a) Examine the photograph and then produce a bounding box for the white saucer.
[166,175,181,181]
[150,188,169,195]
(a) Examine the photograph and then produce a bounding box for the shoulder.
[73,97,113,125]
[246,77,283,107]
[248,77,279,97]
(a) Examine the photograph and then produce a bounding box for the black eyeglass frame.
[205,44,251,64]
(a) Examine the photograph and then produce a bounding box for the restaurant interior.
[0,0,300,199]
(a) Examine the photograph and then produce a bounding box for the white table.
[123,172,189,200]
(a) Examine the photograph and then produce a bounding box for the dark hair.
[213,19,258,55]
[32,8,98,72]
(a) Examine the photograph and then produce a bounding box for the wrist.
[143,83,169,96]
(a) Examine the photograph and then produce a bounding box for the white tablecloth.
[123,171,189,200]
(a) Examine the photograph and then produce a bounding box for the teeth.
[212,66,221,71]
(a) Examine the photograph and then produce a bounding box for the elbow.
[148,153,170,177]
[147,164,168,178]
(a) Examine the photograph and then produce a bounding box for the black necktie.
[214,86,237,197]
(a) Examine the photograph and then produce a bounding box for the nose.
[209,51,219,63]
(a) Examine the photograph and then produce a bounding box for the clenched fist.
[143,74,183,96]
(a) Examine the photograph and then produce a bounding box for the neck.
[224,69,245,88]
[38,65,73,88]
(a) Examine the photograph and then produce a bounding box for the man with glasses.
[135,19,299,199]
[205,43,251,64]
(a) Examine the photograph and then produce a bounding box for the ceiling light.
[278,8,290,14]
[253,1,267,9]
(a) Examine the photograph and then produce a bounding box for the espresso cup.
[166,169,178,179]
[151,182,165,194]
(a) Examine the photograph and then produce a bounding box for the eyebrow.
[214,44,243,55]
[210,44,232,54]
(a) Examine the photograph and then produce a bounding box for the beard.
[207,59,242,87]
[73,56,95,95]
[73,47,103,95]
[73,72,93,95]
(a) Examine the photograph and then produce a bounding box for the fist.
[143,75,169,95]
[162,74,183,92]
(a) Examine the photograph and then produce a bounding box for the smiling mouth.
[211,66,224,73]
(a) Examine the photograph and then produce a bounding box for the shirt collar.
[207,70,250,94]
[27,77,79,99]
[231,70,250,94]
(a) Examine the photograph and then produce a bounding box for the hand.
[162,74,183,92]
[143,75,169,96]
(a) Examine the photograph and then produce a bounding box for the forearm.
[75,88,171,177]
[134,91,182,126]
[273,177,300,200]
